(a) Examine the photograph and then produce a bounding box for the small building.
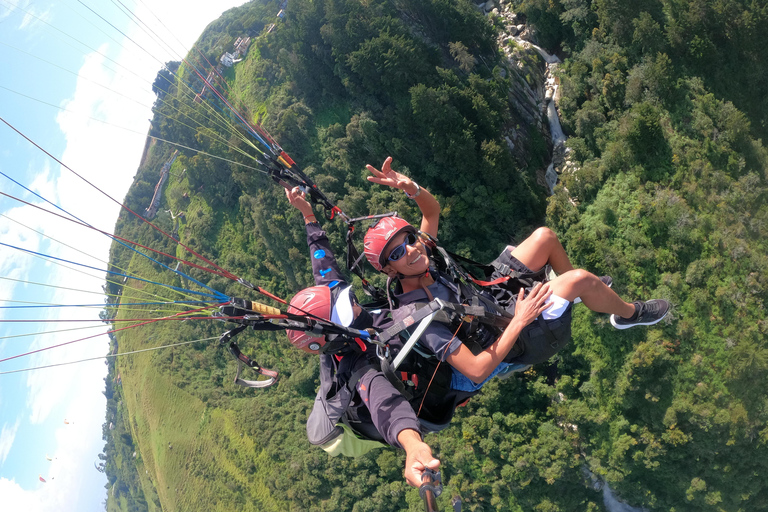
[220,52,242,67]
[233,36,251,55]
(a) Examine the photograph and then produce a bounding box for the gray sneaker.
[610,300,670,329]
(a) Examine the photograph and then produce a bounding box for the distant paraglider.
[39,475,46,483]
[46,454,54,461]
[64,419,73,425]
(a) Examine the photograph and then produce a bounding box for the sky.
[0,0,249,510]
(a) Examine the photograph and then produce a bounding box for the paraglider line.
[0,336,220,375]
[0,115,242,287]
[0,303,226,364]
[0,240,222,300]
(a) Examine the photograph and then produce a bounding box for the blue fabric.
[449,362,529,392]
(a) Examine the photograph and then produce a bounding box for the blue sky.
[0,1,248,510]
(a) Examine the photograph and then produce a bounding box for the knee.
[531,227,558,246]
[568,269,598,288]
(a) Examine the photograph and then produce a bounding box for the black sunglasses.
[387,232,419,262]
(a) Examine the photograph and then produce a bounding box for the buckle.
[493,262,511,276]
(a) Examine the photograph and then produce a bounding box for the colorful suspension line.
[0,298,190,317]
[76,0,268,155]
[0,187,235,285]
[0,302,226,364]
[0,116,288,304]
[2,4,269,162]
[0,299,215,310]
[0,214,189,305]
[4,0,281,176]
[0,324,106,342]
[0,172,228,300]
[0,1,262,159]
[0,336,220,375]
[2,248,187,307]
[0,240,223,300]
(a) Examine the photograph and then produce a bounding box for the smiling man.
[363,156,670,388]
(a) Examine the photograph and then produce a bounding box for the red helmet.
[363,216,417,271]
[286,286,332,353]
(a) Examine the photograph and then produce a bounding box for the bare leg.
[548,270,635,318]
[510,227,575,275]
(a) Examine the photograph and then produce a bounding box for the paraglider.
[46,454,54,461]
[39,475,46,483]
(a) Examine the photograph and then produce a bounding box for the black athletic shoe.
[574,275,612,304]
[610,299,670,330]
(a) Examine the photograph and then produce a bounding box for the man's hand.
[366,156,418,196]
[284,186,313,217]
[398,429,440,487]
[510,282,553,328]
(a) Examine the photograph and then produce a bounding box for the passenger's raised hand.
[366,156,418,197]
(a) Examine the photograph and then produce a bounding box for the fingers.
[366,163,385,178]
[285,186,302,201]
[406,457,441,487]
[404,443,440,487]
[367,157,394,179]
[381,156,393,174]
[518,282,554,321]
[528,281,551,299]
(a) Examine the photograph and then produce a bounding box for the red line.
[0,116,241,283]
[0,304,230,364]
[0,191,233,280]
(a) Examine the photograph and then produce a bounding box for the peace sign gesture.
[366,156,418,196]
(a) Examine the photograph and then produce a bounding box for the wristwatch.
[404,182,421,199]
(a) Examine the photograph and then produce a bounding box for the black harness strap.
[537,315,560,348]
[381,356,414,400]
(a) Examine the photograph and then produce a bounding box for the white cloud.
[0,478,45,512]
[0,419,21,464]
[18,5,51,31]
[29,161,57,206]
[0,0,27,23]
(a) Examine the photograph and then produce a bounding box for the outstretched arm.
[284,186,345,286]
[366,156,440,238]
[356,368,440,487]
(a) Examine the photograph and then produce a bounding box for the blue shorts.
[450,362,529,392]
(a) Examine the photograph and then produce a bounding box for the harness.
[425,239,573,364]
[215,297,378,389]
[214,240,569,453]
[374,238,571,400]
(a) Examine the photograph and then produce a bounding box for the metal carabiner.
[376,343,390,361]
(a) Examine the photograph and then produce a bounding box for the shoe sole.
[610,311,668,330]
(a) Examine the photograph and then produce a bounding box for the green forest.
[101,0,768,511]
